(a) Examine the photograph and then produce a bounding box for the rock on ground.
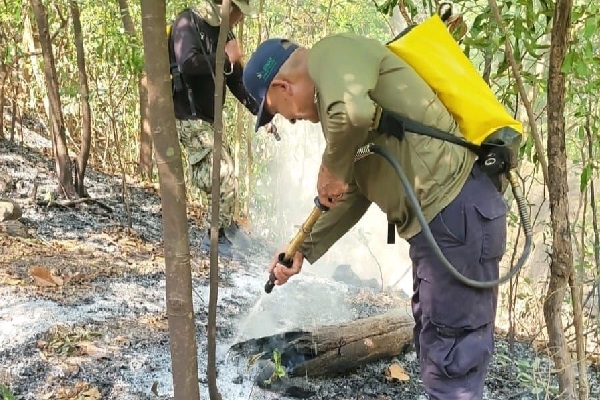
[0,197,22,222]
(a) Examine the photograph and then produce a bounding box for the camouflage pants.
[176,119,235,229]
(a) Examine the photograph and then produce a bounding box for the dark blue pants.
[407,164,508,400]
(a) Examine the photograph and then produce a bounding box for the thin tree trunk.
[322,0,334,36]
[10,74,18,142]
[118,0,153,180]
[30,0,77,198]
[108,90,132,228]
[244,122,252,217]
[488,0,549,186]
[139,73,153,179]
[0,66,7,140]
[482,50,492,86]
[570,136,590,400]
[584,104,600,328]
[23,9,50,129]
[139,1,199,399]
[571,141,588,400]
[69,0,92,197]
[243,0,264,218]
[544,0,576,398]
[207,2,230,399]
[233,20,244,222]
[118,0,134,32]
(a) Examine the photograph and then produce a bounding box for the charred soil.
[1,137,599,400]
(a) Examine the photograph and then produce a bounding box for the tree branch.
[487,0,549,186]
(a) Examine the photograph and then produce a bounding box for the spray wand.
[264,196,329,293]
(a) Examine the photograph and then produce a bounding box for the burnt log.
[229,308,415,378]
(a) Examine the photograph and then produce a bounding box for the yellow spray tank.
[387,14,523,146]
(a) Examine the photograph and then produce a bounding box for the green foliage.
[0,1,23,66]
[495,353,559,397]
[0,384,15,400]
[272,348,286,378]
[580,163,593,193]
[263,348,286,385]
[1,0,598,266]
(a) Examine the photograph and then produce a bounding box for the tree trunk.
[233,20,245,222]
[544,0,576,399]
[117,0,153,180]
[583,108,600,329]
[30,0,77,198]
[69,0,92,197]
[488,0,549,186]
[10,74,18,142]
[242,0,265,218]
[139,1,199,399]
[0,66,7,140]
[139,73,153,179]
[230,309,414,377]
[207,2,230,399]
[23,11,50,133]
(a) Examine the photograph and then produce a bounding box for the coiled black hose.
[365,143,533,289]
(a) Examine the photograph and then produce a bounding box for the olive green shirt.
[298,33,477,264]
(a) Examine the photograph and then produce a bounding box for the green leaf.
[0,384,16,400]
[580,163,593,193]
[575,60,588,77]
[513,40,521,61]
[497,55,509,75]
[275,365,286,378]
[561,51,575,74]
[470,12,488,38]
[584,17,597,39]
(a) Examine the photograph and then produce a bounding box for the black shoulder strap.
[168,8,215,118]
[186,8,217,82]
[187,8,237,82]
[377,109,482,155]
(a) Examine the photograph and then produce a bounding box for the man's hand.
[225,39,243,63]
[268,246,304,286]
[317,163,348,208]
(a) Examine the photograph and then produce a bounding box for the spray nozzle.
[264,197,328,294]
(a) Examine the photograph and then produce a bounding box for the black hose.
[365,143,533,289]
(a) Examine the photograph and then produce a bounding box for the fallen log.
[229,307,415,378]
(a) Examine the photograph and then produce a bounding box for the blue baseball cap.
[243,38,299,132]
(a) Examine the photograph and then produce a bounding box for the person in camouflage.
[177,119,236,230]
[168,0,260,241]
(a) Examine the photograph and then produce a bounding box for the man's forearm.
[299,189,371,264]
[227,63,260,115]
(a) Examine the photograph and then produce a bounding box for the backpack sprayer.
[264,12,533,293]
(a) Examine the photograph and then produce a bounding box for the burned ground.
[1,136,599,400]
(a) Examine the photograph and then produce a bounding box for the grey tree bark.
[139,1,200,398]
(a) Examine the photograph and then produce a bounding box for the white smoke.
[249,116,413,297]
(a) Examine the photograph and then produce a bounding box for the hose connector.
[354,143,376,162]
[507,168,533,238]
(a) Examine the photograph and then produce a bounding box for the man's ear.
[270,78,291,94]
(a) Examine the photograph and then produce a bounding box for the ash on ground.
[1,133,599,400]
